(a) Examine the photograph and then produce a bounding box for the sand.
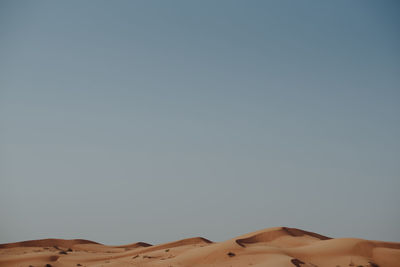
[0,227,399,267]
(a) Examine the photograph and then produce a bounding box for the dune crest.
[0,227,399,267]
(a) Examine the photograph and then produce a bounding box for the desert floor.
[0,227,399,267]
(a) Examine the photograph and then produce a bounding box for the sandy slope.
[0,227,399,267]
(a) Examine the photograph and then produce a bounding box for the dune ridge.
[0,227,399,267]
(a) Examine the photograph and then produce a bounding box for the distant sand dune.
[0,238,98,249]
[0,227,399,267]
[114,242,153,249]
[131,236,213,254]
[235,227,331,247]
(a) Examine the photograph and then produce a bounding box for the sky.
[0,0,399,245]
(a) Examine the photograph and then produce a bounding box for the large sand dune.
[0,227,399,267]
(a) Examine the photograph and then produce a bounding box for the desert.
[2,1,399,267]
[1,227,399,267]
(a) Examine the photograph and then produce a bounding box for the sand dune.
[0,239,99,249]
[114,242,152,249]
[0,227,399,267]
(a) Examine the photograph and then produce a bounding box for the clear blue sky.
[1,0,399,244]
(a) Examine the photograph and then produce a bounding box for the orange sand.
[0,227,399,267]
